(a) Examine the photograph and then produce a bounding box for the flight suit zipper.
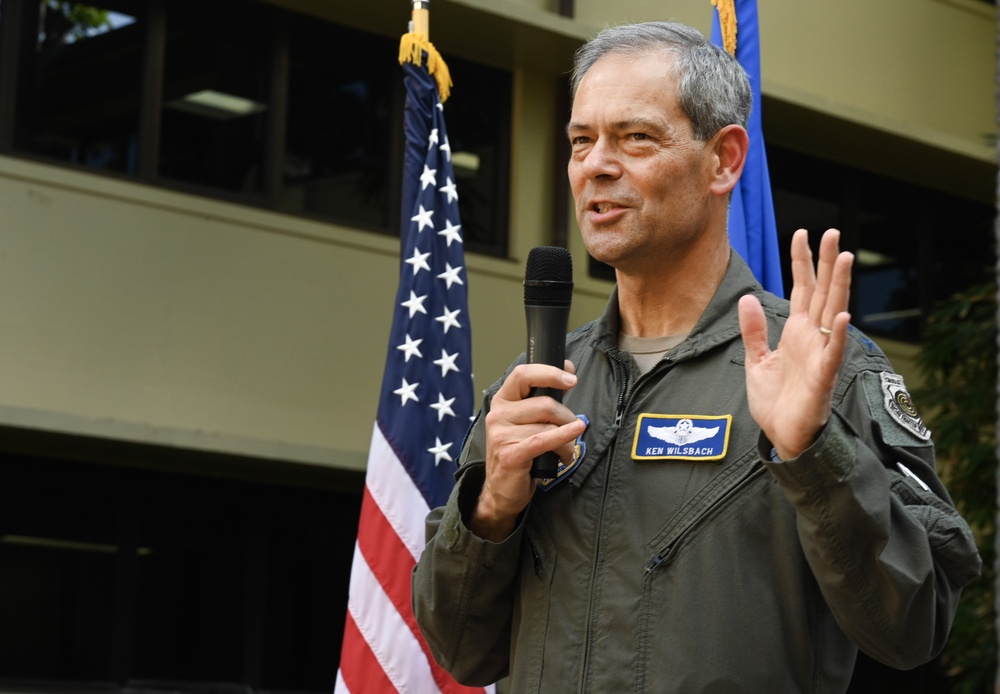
[529,541,543,576]
[611,351,630,430]
[632,458,766,692]
[579,351,631,692]
[644,459,766,576]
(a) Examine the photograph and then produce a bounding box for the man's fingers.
[790,228,853,334]
[533,417,586,459]
[819,311,852,381]
[814,230,841,288]
[497,363,578,402]
[820,251,854,332]
[807,229,840,326]
[787,229,815,316]
[497,417,586,468]
[738,294,770,366]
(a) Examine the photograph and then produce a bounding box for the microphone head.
[524,246,573,307]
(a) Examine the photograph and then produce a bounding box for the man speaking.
[412,21,981,693]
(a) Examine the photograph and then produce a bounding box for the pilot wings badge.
[632,414,732,462]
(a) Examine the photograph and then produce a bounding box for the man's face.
[567,50,718,273]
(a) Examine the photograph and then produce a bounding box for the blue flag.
[711,0,784,297]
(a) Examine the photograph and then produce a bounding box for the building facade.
[0,0,994,690]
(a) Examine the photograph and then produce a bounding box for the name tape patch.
[632,414,732,461]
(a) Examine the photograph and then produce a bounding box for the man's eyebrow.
[566,118,666,137]
[614,118,661,131]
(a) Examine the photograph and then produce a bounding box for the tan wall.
[572,0,994,163]
[0,157,393,470]
[0,149,611,473]
[761,0,994,160]
[0,0,990,474]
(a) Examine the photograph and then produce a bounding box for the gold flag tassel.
[711,0,738,56]
[399,32,453,103]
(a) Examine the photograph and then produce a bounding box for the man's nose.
[578,139,623,179]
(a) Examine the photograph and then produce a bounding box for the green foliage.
[45,1,112,42]
[915,282,998,694]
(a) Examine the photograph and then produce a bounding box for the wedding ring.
[819,326,833,335]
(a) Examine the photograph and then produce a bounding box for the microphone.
[523,246,574,479]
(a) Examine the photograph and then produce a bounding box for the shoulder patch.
[877,371,931,442]
[537,415,589,492]
[848,325,883,357]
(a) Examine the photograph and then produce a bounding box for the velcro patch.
[880,372,930,441]
[537,414,589,491]
[632,414,731,461]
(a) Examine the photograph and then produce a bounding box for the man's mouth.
[593,202,618,213]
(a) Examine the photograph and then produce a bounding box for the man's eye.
[629,133,649,141]
[571,136,590,146]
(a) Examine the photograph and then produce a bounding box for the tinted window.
[0,452,361,691]
[0,0,512,255]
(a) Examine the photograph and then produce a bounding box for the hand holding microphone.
[469,247,576,539]
[523,246,574,478]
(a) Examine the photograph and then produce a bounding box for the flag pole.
[411,0,429,36]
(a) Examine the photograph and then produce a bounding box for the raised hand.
[737,229,854,460]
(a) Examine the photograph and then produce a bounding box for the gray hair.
[570,21,752,140]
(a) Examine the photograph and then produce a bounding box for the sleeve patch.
[871,371,931,443]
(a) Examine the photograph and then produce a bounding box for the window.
[588,144,996,344]
[279,12,511,252]
[158,0,272,197]
[588,147,994,342]
[7,1,141,172]
[768,145,995,342]
[0,461,118,680]
[0,451,362,691]
[282,21,400,232]
[0,0,512,255]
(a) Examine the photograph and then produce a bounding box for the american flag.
[335,39,488,694]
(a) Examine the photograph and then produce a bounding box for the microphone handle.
[525,304,569,478]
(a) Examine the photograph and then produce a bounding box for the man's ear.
[709,124,749,197]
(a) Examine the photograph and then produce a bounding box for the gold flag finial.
[711,0,737,56]
[398,32,453,103]
[399,1,452,102]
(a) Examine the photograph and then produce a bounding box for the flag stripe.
[340,608,408,694]
[365,422,431,562]
[355,486,421,639]
[357,479,484,694]
[348,543,441,693]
